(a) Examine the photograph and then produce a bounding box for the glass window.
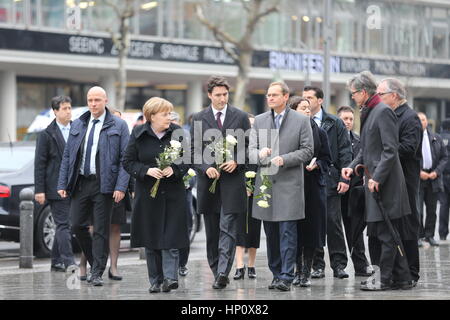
[139,0,159,36]
[182,0,203,40]
[41,0,65,29]
[432,25,448,59]
[0,0,11,23]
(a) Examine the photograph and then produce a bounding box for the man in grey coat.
[342,71,412,291]
[249,82,314,291]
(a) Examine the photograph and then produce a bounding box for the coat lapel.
[48,120,66,156]
[204,106,219,130]
[222,106,237,130]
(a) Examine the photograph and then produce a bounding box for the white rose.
[170,140,182,149]
[245,171,256,179]
[188,168,196,177]
[226,135,238,146]
[260,185,267,192]
[257,200,270,208]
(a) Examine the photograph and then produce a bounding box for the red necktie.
[216,111,223,129]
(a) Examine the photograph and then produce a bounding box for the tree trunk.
[117,51,127,111]
[233,50,252,108]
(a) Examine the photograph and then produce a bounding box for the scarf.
[360,94,381,130]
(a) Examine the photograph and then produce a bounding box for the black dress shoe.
[333,268,349,279]
[355,269,375,277]
[360,282,391,291]
[91,276,104,287]
[292,272,301,286]
[311,269,325,279]
[233,267,245,280]
[247,267,256,279]
[149,282,161,293]
[162,279,179,292]
[179,266,189,277]
[268,278,280,289]
[213,273,229,289]
[108,268,123,281]
[427,237,440,246]
[50,263,66,272]
[276,280,291,291]
[299,274,311,287]
[79,275,87,281]
[391,280,414,290]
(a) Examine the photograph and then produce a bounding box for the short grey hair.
[170,111,180,122]
[380,78,407,100]
[347,71,378,96]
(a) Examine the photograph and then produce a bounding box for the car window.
[0,148,34,172]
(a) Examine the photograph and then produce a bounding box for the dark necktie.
[216,111,223,129]
[274,114,282,129]
[84,119,100,176]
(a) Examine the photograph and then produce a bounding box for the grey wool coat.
[350,102,411,223]
[249,107,314,222]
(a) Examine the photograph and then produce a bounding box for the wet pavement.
[1,228,450,300]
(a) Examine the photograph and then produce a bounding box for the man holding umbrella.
[342,71,412,291]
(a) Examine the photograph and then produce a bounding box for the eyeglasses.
[350,90,361,96]
[266,93,282,98]
[378,91,393,96]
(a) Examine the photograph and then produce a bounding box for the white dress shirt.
[211,104,227,126]
[80,111,106,175]
[422,130,433,170]
[56,121,71,143]
[313,108,323,127]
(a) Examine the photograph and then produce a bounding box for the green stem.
[150,179,161,198]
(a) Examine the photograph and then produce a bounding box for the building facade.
[1,0,450,140]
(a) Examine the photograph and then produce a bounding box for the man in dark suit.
[57,86,130,286]
[34,95,77,273]
[303,86,353,279]
[438,119,450,241]
[343,71,412,291]
[337,106,372,277]
[190,76,251,289]
[377,78,423,286]
[417,112,448,247]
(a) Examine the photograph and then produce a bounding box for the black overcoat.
[298,119,331,247]
[190,105,251,215]
[123,122,189,249]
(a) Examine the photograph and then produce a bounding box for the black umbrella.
[347,184,367,257]
[354,164,404,257]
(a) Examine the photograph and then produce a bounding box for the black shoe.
[91,276,104,287]
[311,269,325,279]
[299,273,311,287]
[426,237,439,247]
[391,281,414,290]
[355,268,375,277]
[276,280,291,291]
[233,267,245,280]
[212,273,229,289]
[79,275,87,281]
[247,267,256,279]
[50,263,66,272]
[268,278,280,289]
[333,268,349,279]
[149,282,161,293]
[360,282,391,291]
[86,273,92,283]
[179,266,189,277]
[108,268,123,281]
[292,272,301,286]
[162,279,179,292]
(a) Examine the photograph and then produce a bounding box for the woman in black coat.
[123,97,189,294]
[289,97,331,287]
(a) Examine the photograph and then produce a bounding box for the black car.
[0,141,201,258]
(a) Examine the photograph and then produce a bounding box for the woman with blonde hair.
[123,97,189,293]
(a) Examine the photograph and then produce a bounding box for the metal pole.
[323,0,332,111]
[19,188,34,268]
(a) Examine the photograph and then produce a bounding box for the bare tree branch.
[194,4,239,47]
[240,0,251,13]
[248,1,280,33]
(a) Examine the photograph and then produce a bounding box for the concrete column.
[186,80,203,118]
[100,75,117,110]
[336,86,350,108]
[0,71,17,142]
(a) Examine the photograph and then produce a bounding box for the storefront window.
[0,0,11,23]
[139,0,159,36]
[41,0,65,29]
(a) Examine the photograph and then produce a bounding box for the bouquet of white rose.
[183,168,197,188]
[150,140,182,198]
[207,135,238,193]
[254,174,272,208]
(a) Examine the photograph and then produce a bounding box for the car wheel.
[34,206,55,258]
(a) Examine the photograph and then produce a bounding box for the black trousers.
[419,181,438,239]
[313,194,348,271]
[341,188,370,272]
[367,220,411,284]
[48,198,75,267]
[179,189,193,268]
[146,248,179,285]
[70,176,113,277]
[439,188,450,239]
[204,209,237,278]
